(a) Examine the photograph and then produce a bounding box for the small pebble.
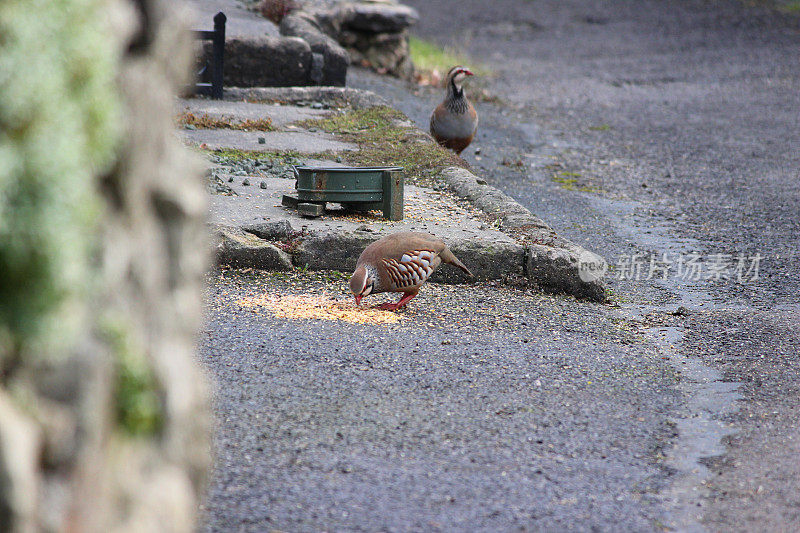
[336,156,343,163]
[242,179,250,186]
[258,137,266,144]
[260,181,267,189]
[474,147,481,154]
[227,176,234,182]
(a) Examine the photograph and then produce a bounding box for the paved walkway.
[179,95,525,277]
[187,0,800,530]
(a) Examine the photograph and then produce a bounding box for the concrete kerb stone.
[434,238,526,284]
[291,230,378,271]
[213,224,292,271]
[210,87,606,302]
[439,167,606,301]
[222,86,387,109]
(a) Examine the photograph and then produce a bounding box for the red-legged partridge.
[430,65,478,155]
[350,231,473,311]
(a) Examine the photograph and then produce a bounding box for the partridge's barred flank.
[430,66,479,155]
[350,231,473,311]
[383,250,436,288]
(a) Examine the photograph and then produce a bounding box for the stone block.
[292,231,377,271]
[526,244,606,302]
[297,203,325,217]
[430,239,525,284]
[215,228,293,270]
[203,36,313,87]
[280,13,349,86]
[338,3,419,33]
[242,220,295,241]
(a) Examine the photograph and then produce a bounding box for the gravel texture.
[201,270,680,532]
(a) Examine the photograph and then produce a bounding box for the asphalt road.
[202,271,681,532]
[200,1,800,531]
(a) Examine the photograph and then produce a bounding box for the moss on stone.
[101,319,164,437]
[0,0,121,361]
[202,148,304,163]
[299,106,467,185]
[176,112,274,131]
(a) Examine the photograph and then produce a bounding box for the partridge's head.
[446,65,474,87]
[349,265,375,305]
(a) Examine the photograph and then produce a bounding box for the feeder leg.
[282,194,299,208]
[298,202,325,218]
[382,170,404,221]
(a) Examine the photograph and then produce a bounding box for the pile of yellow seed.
[236,294,402,324]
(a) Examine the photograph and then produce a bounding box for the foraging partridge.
[430,66,478,155]
[350,231,473,311]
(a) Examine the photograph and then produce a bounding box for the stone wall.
[0,0,209,531]
[308,1,419,78]
[201,32,349,87]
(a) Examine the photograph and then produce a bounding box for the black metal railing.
[195,12,226,99]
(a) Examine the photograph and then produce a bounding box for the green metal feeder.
[282,165,404,220]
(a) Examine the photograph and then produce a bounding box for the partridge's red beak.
[463,69,474,76]
[355,295,362,305]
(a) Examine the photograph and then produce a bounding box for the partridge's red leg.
[377,292,417,311]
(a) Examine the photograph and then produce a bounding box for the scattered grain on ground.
[236,293,402,324]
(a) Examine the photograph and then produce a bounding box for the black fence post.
[194,12,226,99]
[211,12,226,100]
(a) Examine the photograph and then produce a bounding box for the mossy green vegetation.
[176,112,274,131]
[299,106,466,184]
[0,0,121,360]
[101,319,164,437]
[408,36,490,78]
[202,148,304,164]
[551,171,602,194]
[779,1,800,13]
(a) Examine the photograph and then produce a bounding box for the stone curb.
[212,223,526,285]
[223,86,386,109]
[439,167,606,302]
[213,225,293,271]
[212,87,607,302]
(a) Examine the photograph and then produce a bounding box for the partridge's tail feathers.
[441,247,474,278]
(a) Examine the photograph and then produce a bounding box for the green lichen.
[0,0,121,362]
[101,319,164,437]
[551,171,602,193]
